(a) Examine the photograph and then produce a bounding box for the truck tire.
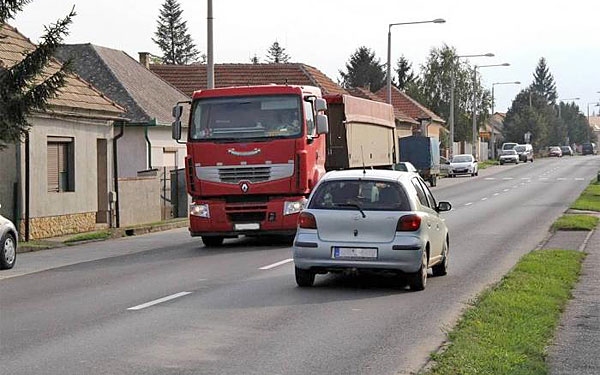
[201,236,224,247]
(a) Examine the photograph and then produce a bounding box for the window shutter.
[47,143,59,192]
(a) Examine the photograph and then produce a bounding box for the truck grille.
[219,166,270,183]
[195,163,294,184]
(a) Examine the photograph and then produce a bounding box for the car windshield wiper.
[334,203,366,218]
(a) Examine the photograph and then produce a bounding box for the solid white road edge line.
[260,258,293,270]
[127,291,192,311]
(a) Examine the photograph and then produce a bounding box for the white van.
[501,142,518,151]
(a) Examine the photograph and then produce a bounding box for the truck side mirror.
[315,98,327,112]
[316,114,329,135]
[172,105,183,141]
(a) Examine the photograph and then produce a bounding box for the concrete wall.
[118,175,161,227]
[118,125,188,177]
[119,127,147,178]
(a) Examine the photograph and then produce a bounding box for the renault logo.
[240,182,249,193]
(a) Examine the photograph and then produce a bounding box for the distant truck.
[171,86,397,246]
[398,135,440,186]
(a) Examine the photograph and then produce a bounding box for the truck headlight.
[190,203,210,218]
[283,199,306,216]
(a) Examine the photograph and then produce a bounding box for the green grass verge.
[64,230,112,243]
[571,180,600,211]
[425,250,585,375]
[478,160,498,169]
[552,214,599,231]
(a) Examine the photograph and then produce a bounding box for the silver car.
[0,208,18,270]
[293,169,451,290]
[448,154,478,177]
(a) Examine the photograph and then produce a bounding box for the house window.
[47,137,75,192]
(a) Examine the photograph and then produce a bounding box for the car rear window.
[308,180,411,211]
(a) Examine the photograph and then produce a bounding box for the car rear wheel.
[432,240,448,277]
[201,236,224,247]
[295,267,315,287]
[409,250,428,291]
[1,232,16,270]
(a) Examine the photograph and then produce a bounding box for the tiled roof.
[55,44,189,125]
[149,63,348,97]
[346,87,418,125]
[374,86,445,124]
[0,24,124,118]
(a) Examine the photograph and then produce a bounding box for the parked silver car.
[0,207,18,270]
[293,169,451,290]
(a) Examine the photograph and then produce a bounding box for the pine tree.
[530,57,557,104]
[265,41,290,63]
[338,46,385,92]
[393,55,415,90]
[0,1,75,149]
[250,54,260,64]
[152,0,201,65]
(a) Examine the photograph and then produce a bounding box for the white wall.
[26,115,113,217]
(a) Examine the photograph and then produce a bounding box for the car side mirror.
[437,201,452,212]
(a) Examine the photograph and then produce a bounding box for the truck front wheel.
[202,236,224,247]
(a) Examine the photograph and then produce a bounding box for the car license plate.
[234,223,260,230]
[332,247,378,259]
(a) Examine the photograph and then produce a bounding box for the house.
[589,116,600,141]
[345,86,418,137]
[374,86,446,140]
[485,112,507,158]
[0,24,125,240]
[149,62,348,97]
[54,45,191,179]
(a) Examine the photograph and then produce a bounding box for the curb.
[18,219,189,253]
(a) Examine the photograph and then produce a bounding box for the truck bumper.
[189,196,303,237]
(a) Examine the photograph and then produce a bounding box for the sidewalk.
[17,218,189,253]
[546,227,600,375]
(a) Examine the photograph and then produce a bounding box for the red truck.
[172,85,396,246]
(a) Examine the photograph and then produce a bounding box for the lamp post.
[386,18,445,104]
[448,53,494,159]
[472,63,510,158]
[557,97,580,118]
[490,81,520,158]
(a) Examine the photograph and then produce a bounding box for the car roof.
[452,154,473,158]
[320,169,414,184]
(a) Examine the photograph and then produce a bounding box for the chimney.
[138,52,150,69]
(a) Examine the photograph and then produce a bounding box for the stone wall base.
[19,212,96,240]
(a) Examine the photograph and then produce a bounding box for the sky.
[10,0,600,116]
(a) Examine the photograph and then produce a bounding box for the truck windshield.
[190,95,302,141]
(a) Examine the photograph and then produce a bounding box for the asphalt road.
[1,155,599,375]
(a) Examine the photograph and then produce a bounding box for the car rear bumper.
[293,233,424,273]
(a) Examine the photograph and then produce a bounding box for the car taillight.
[396,215,421,231]
[298,212,317,229]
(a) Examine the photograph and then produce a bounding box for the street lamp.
[386,18,445,104]
[490,81,521,158]
[448,53,494,158]
[472,63,510,158]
